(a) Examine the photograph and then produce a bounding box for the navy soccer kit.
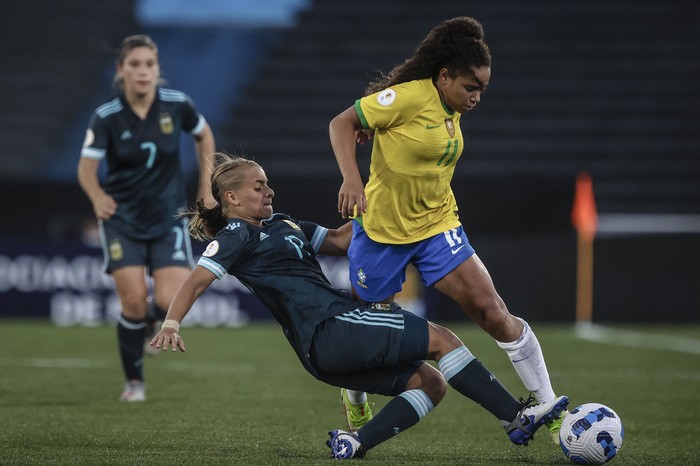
[81,87,206,271]
[82,87,205,239]
[197,214,429,394]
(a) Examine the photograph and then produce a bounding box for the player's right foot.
[119,380,146,402]
[327,429,365,459]
[340,388,373,432]
[505,395,569,445]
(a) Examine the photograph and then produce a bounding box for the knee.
[428,322,465,360]
[411,364,448,406]
[119,292,148,318]
[423,369,448,406]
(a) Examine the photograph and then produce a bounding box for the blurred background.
[0,0,698,326]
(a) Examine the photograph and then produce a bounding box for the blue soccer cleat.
[326,429,365,459]
[505,395,569,445]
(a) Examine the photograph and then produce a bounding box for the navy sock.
[117,314,147,381]
[448,360,521,422]
[146,301,167,322]
[357,389,433,450]
[438,346,521,422]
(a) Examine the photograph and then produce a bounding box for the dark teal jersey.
[197,214,359,376]
[81,88,206,240]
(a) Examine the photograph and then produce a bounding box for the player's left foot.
[119,380,146,402]
[505,395,569,445]
[327,429,365,459]
[340,388,373,432]
[546,409,569,445]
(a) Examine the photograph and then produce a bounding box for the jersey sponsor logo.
[120,130,132,140]
[377,88,396,106]
[282,219,300,231]
[259,232,269,241]
[425,123,442,129]
[445,118,455,138]
[225,222,241,231]
[82,129,95,148]
[109,239,123,261]
[159,112,174,135]
[355,268,368,289]
[202,240,219,257]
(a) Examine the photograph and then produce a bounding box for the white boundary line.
[575,322,700,355]
[597,213,700,236]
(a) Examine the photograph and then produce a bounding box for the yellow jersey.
[355,78,463,244]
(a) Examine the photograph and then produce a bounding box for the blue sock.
[357,389,434,450]
[117,314,146,381]
[439,346,520,422]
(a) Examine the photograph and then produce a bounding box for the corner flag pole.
[571,172,598,323]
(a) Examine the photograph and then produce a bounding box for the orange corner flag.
[571,172,598,241]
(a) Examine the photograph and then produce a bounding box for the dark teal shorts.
[98,218,194,274]
[309,303,429,396]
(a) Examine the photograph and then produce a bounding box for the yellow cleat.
[340,388,373,432]
[547,410,569,445]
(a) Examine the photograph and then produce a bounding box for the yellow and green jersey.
[355,78,463,244]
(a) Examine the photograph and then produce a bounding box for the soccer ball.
[559,402,624,464]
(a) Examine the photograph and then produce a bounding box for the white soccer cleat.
[327,429,365,459]
[505,395,569,445]
[119,380,146,402]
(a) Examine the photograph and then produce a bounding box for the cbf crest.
[159,112,174,134]
[445,118,455,138]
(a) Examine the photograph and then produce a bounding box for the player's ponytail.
[181,152,262,241]
[184,200,227,242]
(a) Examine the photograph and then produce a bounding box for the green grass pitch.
[1,320,698,465]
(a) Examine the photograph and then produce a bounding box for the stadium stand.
[218,0,700,218]
[0,0,698,232]
[0,0,136,179]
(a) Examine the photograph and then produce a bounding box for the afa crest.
[159,112,174,134]
[283,219,301,230]
[109,239,123,261]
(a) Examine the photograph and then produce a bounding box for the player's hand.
[150,328,187,352]
[355,129,374,145]
[338,177,366,219]
[92,193,117,220]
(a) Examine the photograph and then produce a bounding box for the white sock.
[346,389,367,405]
[496,318,556,403]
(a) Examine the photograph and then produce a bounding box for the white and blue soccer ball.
[559,402,624,464]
